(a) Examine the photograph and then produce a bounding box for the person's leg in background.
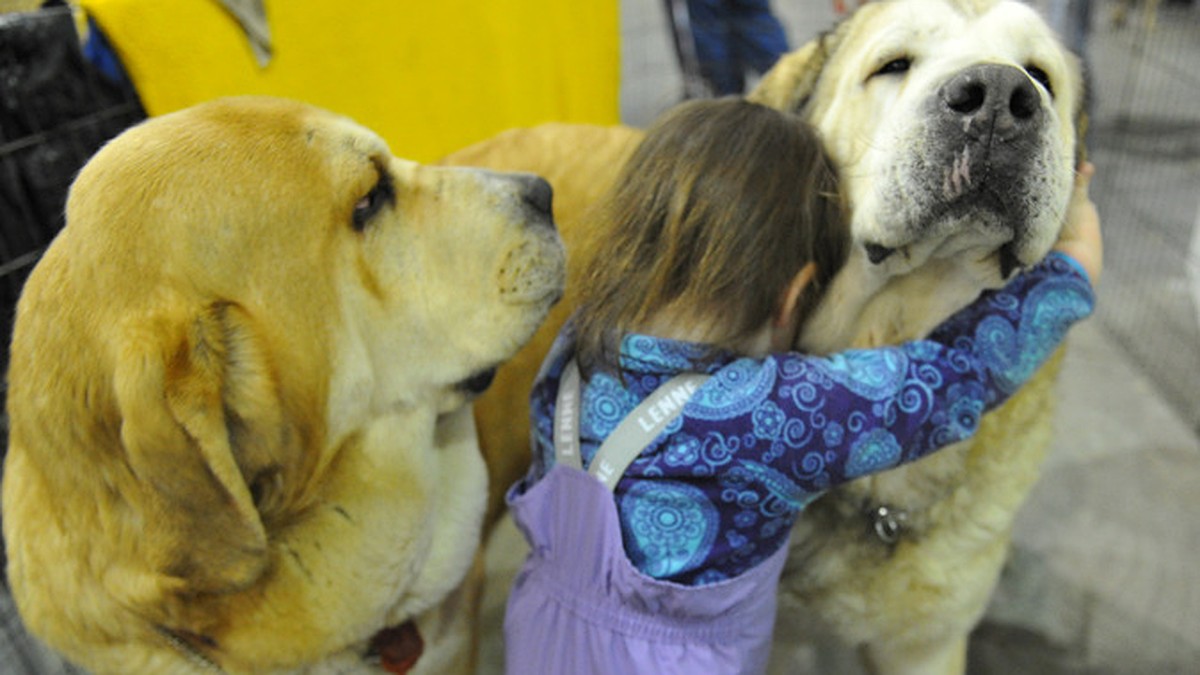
[728,0,791,88]
[685,0,744,95]
[663,0,713,98]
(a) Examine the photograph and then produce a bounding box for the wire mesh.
[1085,0,1200,435]
[0,5,147,391]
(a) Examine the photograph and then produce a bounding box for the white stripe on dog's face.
[806,0,1081,278]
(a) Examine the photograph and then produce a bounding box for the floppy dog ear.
[113,302,285,596]
[747,32,836,114]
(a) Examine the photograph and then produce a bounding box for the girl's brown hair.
[573,98,850,372]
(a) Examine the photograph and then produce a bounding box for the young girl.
[503,98,1101,674]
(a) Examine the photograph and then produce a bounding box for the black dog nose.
[515,174,553,218]
[940,64,1041,136]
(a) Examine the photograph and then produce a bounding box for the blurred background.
[0,0,1197,673]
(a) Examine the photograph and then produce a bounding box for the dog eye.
[1024,64,1054,97]
[352,171,395,231]
[871,57,911,78]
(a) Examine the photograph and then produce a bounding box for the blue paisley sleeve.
[516,256,1092,583]
[711,251,1096,490]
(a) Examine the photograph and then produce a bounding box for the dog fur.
[1,96,565,674]
[442,1,1086,673]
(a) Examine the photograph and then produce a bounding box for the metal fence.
[0,6,146,395]
[1085,0,1200,435]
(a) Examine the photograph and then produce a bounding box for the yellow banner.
[79,0,619,161]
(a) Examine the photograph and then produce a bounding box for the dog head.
[750,0,1086,350]
[2,96,564,672]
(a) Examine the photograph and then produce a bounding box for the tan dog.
[1,96,565,674]
[444,1,1085,673]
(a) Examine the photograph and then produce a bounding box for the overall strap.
[553,360,708,491]
[553,361,585,470]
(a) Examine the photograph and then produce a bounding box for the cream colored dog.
[444,1,1086,673]
[2,96,565,674]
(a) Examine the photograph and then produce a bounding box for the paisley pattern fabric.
[619,480,720,578]
[522,252,1094,585]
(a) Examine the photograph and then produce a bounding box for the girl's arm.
[927,161,1100,360]
[756,236,1095,490]
[1051,161,1102,285]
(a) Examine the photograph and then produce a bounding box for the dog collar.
[157,626,224,673]
[366,621,424,674]
[867,504,909,546]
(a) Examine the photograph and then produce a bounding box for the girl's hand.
[1054,161,1103,285]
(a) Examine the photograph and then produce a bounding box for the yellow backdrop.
[79,0,619,161]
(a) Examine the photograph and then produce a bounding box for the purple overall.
[505,364,789,674]
[505,466,789,674]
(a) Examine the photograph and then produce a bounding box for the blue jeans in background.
[685,0,790,95]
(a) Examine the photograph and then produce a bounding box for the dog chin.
[864,236,1024,282]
